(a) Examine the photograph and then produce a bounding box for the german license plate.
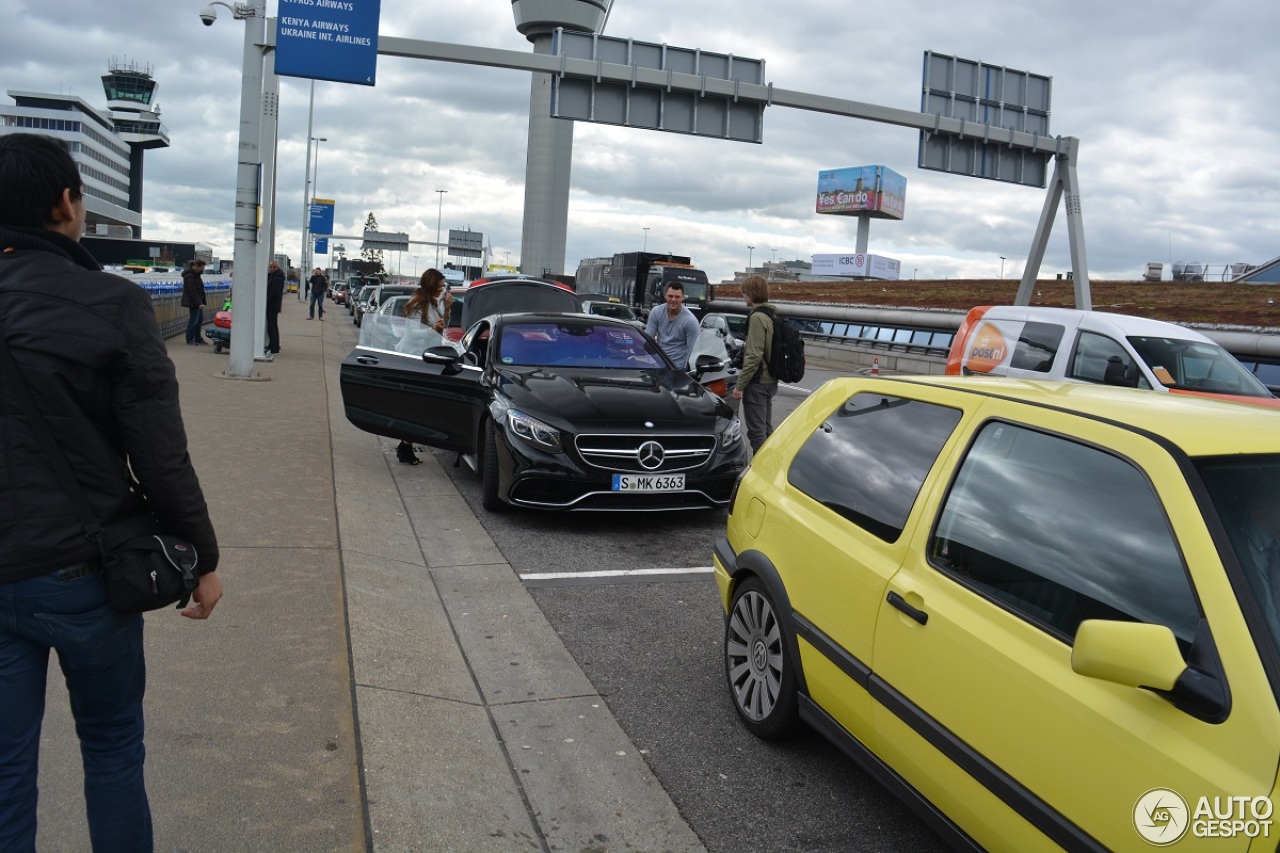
[611,473,685,492]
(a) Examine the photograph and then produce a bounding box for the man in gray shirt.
[644,281,701,370]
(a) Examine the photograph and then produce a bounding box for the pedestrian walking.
[266,260,284,354]
[307,267,327,319]
[181,257,208,345]
[0,132,223,853]
[732,273,778,453]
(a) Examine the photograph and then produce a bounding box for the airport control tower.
[101,58,170,233]
[511,0,611,277]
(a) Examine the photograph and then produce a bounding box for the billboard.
[816,166,907,220]
[811,253,902,280]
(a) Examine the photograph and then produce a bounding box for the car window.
[497,321,664,368]
[1008,321,1064,372]
[357,296,449,355]
[587,302,638,321]
[1193,456,1280,658]
[787,393,963,542]
[1068,331,1144,386]
[1129,336,1272,397]
[931,421,1200,644]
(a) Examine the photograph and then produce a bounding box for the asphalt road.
[427,366,952,852]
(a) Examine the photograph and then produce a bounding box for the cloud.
[4,0,1277,284]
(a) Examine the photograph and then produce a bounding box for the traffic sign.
[275,0,382,86]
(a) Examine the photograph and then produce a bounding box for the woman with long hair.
[403,267,451,332]
[396,269,454,464]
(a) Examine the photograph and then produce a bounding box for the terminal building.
[1,58,170,242]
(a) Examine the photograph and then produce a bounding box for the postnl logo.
[965,322,1008,374]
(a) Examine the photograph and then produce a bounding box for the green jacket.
[738,302,776,386]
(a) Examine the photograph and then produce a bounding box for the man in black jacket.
[0,133,223,852]
[266,260,284,354]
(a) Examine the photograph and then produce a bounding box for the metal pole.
[228,0,266,378]
[299,80,314,300]
[253,51,279,361]
[434,189,446,267]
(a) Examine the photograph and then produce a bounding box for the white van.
[945,305,1279,407]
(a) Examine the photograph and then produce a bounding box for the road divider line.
[521,567,715,587]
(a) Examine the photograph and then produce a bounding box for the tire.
[725,576,801,739]
[480,418,506,513]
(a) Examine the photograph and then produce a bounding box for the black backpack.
[750,306,805,383]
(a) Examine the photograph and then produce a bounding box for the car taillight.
[444,327,463,342]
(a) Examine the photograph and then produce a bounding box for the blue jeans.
[0,567,151,853]
[185,306,204,342]
[309,291,324,318]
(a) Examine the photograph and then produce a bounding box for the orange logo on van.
[966,323,1008,373]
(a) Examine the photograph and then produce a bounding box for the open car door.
[339,309,487,453]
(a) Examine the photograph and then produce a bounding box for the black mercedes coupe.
[339,279,746,511]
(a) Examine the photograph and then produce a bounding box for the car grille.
[574,433,717,473]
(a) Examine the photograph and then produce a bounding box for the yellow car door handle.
[887,591,928,625]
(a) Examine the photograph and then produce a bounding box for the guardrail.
[131,277,233,339]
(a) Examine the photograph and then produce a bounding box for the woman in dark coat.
[181,258,208,345]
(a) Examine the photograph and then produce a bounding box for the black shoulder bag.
[0,324,199,613]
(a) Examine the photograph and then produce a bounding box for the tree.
[361,211,385,276]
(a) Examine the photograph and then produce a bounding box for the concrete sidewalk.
[37,299,705,852]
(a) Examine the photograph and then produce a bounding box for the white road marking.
[521,566,715,586]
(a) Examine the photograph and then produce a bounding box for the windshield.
[588,302,638,321]
[1195,455,1280,658]
[1129,336,1273,397]
[497,320,666,369]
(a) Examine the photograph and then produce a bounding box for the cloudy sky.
[4,0,1276,283]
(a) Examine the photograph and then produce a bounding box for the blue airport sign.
[314,238,329,255]
[275,0,382,87]
[309,199,335,236]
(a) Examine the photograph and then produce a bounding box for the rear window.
[788,393,962,542]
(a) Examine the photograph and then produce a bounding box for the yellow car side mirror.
[1071,620,1186,691]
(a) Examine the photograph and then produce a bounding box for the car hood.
[494,365,731,429]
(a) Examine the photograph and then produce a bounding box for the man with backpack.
[733,274,780,453]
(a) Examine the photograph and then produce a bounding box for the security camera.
[199,3,217,25]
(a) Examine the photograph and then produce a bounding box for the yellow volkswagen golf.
[714,375,1280,851]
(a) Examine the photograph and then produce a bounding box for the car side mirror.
[1071,619,1185,690]
[692,353,727,379]
[422,346,462,365]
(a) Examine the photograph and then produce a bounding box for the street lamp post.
[642,227,649,252]
[747,245,754,271]
[299,81,316,300]
[1000,256,1007,280]
[305,135,325,283]
[434,189,447,268]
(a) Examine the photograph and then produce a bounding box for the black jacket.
[181,266,206,308]
[267,268,285,313]
[0,225,218,582]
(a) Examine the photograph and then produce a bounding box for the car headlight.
[507,409,562,452]
[720,416,743,449]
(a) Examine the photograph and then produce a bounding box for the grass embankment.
[756,279,1280,328]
